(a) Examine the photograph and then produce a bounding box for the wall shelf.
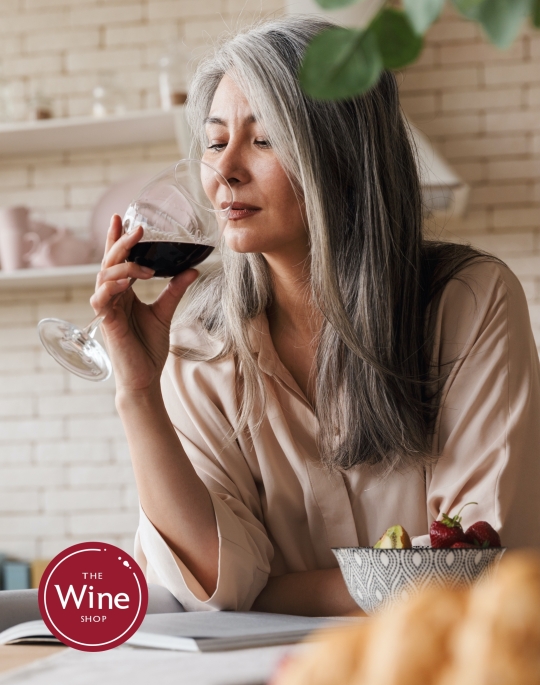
[0,253,222,291]
[0,263,101,290]
[0,108,190,157]
[0,107,194,292]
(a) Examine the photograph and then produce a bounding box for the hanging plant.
[300,0,538,100]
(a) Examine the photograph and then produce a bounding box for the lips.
[227,202,261,221]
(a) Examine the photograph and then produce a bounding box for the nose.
[210,138,249,190]
[208,150,248,212]
[215,165,237,190]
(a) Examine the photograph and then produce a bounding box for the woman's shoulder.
[434,257,531,363]
[164,319,236,415]
[439,257,525,313]
[166,317,234,381]
[168,315,228,359]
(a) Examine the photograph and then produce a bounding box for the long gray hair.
[174,15,485,471]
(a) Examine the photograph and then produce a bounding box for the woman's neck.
[264,246,318,333]
[263,248,321,405]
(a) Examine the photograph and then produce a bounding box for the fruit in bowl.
[430,502,502,549]
[373,525,411,549]
[333,505,505,614]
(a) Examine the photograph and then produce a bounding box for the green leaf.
[314,0,359,8]
[451,0,485,19]
[534,0,540,27]
[370,9,424,69]
[403,0,445,35]
[299,27,383,101]
[477,0,530,48]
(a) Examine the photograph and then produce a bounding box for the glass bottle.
[158,45,189,110]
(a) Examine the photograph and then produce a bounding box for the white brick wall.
[0,272,175,560]
[0,1,539,565]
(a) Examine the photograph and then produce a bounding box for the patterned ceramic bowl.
[333,546,506,614]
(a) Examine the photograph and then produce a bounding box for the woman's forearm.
[252,568,361,617]
[116,385,219,596]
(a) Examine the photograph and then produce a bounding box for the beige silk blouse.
[134,261,540,612]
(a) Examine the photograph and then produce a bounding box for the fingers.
[103,214,123,258]
[96,261,154,288]
[102,224,144,269]
[151,269,199,325]
[94,244,154,315]
[90,277,133,314]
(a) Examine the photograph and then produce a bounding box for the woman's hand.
[91,214,198,394]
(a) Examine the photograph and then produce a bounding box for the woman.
[92,16,540,616]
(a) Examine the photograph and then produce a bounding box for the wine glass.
[38,159,233,382]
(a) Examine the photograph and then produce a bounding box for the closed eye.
[206,143,226,152]
[206,138,271,152]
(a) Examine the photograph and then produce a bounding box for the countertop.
[0,642,295,685]
[0,646,66,675]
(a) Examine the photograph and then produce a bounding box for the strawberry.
[430,518,466,548]
[430,502,478,549]
[451,542,476,549]
[465,521,501,548]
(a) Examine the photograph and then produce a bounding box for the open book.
[0,585,184,634]
[0,612,355,652]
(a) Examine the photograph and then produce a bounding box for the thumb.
[151,269,199,325]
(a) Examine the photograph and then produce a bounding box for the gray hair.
[174,15,486,471]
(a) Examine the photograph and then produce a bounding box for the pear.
[374,525,412,549]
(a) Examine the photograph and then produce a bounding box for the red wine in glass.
[37,159,232,382]
[127,241,215,278]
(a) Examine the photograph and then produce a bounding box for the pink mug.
[0,206,30,271]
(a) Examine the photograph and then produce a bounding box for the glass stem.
[81,278,137,338]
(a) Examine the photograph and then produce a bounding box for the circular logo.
[38,542,148,652]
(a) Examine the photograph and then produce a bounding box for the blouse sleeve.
[411,261,540,548]
[134,347,274,612]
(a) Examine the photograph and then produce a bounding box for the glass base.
[38,318,112,382]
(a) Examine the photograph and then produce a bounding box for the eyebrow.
[203,114,258,126]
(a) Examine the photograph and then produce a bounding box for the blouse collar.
[248,312,313,410]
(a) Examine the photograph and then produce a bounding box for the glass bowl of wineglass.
[38,159,233,382]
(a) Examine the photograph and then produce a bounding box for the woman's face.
[201,74,308,259]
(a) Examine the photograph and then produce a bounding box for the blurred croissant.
[270,623,371,685]
[274,551,540,685]
[440,550,540,685]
